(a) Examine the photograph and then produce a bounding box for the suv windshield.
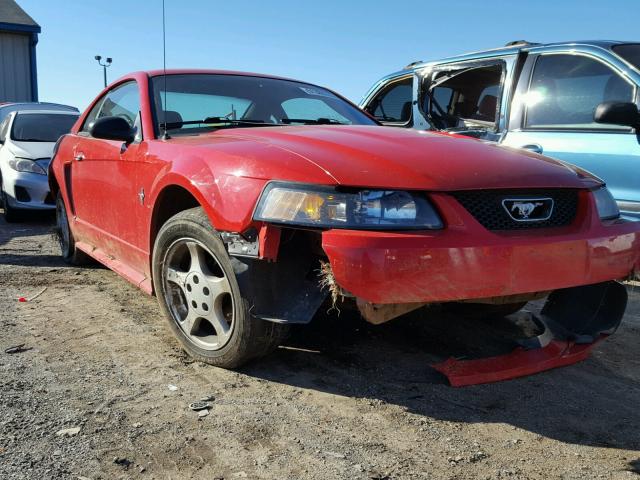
[151,74,376,135]
[11,113,78,142]
[613,44,640,71]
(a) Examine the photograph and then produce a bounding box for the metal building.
[0,0,40,102]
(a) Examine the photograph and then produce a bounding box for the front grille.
[451,189,579,230]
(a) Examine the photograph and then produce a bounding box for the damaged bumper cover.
[320,197,639,385]
[432,280,628,386]
[322,216,640,306]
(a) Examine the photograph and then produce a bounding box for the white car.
[0,110,79,222]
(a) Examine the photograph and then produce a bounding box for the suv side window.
[366,77,413,124]
[525,54,635,130]
[81,81,141,134]
[425,63,503,129]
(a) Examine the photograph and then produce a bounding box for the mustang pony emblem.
[511,201,543,219]
[502,197,554,221]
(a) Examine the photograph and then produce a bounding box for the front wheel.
[152,207,288,368]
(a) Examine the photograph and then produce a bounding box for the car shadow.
[0,209,56,247]
[0,211,98,269]
[4,211,639,451]
[243,301,640,451]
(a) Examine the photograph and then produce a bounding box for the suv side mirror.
[594,101,640,128]
[90,116,135,143]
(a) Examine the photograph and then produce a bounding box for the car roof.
[0,102,78,111]
[111,69,316,89]
[143,68,299,82]
[393,40,637,76]
[14,109,80,115]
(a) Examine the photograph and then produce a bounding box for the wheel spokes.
[166,266,189,288]
[202,306,232,340]
[163,238,235,351]
[206,275,231,297]
[186,241,209,274]
[196,274,232,342]
[181,310,198,335]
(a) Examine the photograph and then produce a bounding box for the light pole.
[94,55,112,88]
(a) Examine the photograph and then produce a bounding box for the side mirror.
[594,101,640,128]
[90,116,135,143]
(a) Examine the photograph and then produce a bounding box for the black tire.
[1,180,22,223]
[152,207,289,368]
[444,301,528,320]
[56,192,89,265]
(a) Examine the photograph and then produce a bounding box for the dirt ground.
[1,213,640,480]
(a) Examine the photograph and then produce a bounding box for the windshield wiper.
[203,117,270,126]
[280,118,347,125]
[160,118,281,130]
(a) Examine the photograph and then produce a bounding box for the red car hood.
[172,125,599,191]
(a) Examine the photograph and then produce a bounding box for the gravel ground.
[1,212,640,480]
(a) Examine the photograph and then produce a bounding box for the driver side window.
[81,81,141,134]
[426,63,504,129]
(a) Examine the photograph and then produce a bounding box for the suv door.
[68,81,145,265]
[502,52,640,217]
[419,59,513,141]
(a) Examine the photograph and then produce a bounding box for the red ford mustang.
[50,69,640,376]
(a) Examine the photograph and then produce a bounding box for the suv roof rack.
[404,60,424,69]
[504,40,540,47]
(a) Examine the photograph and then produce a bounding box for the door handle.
[520,144,543,155]
[74,152,85,161]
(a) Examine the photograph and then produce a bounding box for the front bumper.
[322,192,640,304]
[2,168,54,210]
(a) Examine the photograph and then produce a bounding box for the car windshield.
[151,74,376,135]
[612,44,640,71]
[11,113,78,142]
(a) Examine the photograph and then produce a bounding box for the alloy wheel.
[162,238,235,351]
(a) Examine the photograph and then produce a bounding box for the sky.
[17,0,640,111]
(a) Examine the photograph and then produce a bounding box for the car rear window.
[11,113,78,142]
[612,44,640,70]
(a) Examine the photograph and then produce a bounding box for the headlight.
[592,186,620,220]
[254,182,443,229]
[8,157,46,175]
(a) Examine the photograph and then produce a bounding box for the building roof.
[0,0,40,32]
